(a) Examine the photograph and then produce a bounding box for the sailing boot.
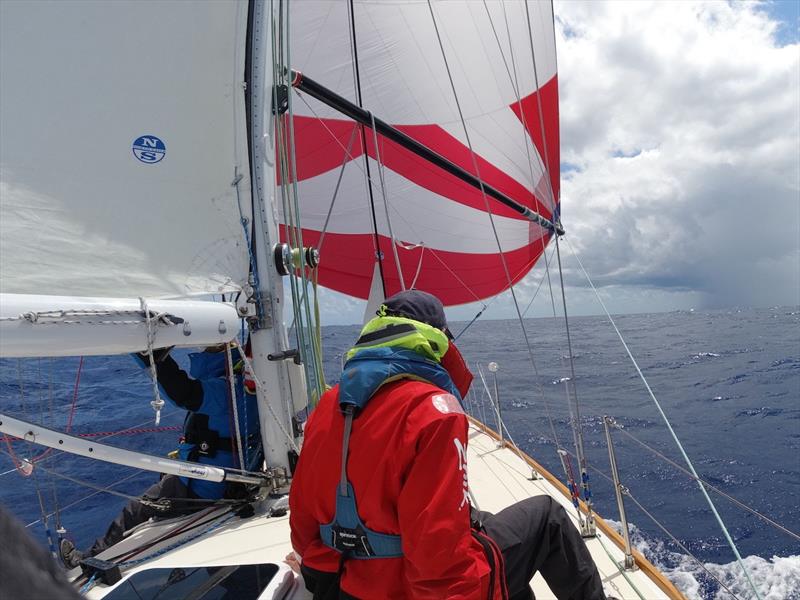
[59,538,84,569]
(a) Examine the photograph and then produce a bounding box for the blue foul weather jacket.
[138,350,260,499]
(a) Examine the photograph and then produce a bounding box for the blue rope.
[79,574,97,595]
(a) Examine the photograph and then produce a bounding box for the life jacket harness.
[319,315,461,560]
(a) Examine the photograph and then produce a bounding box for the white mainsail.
[0,0,252,299]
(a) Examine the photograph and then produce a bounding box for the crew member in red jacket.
[289,290,605,600]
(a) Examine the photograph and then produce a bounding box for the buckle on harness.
[331,523,374,557]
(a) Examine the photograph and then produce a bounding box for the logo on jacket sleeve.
[431,393,463,414]
[453,438,469,510]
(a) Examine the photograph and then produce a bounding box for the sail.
[282,0,559,305]
[0,0,253,299]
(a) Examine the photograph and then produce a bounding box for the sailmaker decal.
[132,135,166,164]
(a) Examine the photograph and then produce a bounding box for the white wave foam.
[605,520,800,599]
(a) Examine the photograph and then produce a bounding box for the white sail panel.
[285,0,559,304]
[0,1,252,299]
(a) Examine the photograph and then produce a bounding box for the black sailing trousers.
[88,475,199,556]
[476,495,606,600]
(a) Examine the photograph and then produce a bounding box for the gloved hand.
[133,346,174,367]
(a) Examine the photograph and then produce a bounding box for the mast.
[244,0,302,477]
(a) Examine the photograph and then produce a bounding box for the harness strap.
[320,404,403,559]
[340,407,354,496]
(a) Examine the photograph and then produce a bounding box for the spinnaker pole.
[0,414,264,486]
[289,70,564,236]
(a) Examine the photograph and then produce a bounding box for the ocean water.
[1,306,798,599]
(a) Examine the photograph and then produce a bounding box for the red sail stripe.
[282,225,549,305]
[282,115,554,222]
[509,76,560,205]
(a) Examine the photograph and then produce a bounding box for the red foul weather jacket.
[289,380,507,600]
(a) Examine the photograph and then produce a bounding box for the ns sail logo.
[132,135,166,164]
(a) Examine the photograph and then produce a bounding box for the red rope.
[65,356,83,433]
[2,357,180,476]
[30,356,84,464]
[76,426,181,438]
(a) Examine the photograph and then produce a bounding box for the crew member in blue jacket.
[60,343,260,569]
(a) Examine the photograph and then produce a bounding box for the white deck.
[82,423,683,599]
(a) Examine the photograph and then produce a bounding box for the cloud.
[553,1,799,312]
[312,1,799,325]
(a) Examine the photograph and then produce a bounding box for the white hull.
[77,423,683,600]
[0,294,240,358]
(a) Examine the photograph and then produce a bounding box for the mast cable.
[274,3,311,398]
[426,0,562,466]
[554,236,594,521]
[294,89,486,304]
[483,1,547,218]
[565,237,763,600]
[612,424,800,542]
[232,339,299,453]
[522,0,558,212]
[624,490,744,600]
[224,344,246,469]
[513,0,593,524]
[369,110,407,290]
[283,4,325,402]
[347,0,388,298]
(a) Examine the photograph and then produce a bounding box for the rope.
[369,109,407,291]
[594,533,647,600]
[139,298,165,425]
[224,344,245,469]
[73,426,181,438]
[117,512,237,569]
[79,573,97,595]
[612,424,800,543]
[425,0,566,488]
[231,339,299,454]
[624,490,744,600]
[565,237,763,600]
[554,237,594,521]
[347,0,387,299]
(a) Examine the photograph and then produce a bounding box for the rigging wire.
[273,1,325,404]
[224,344,246,470]
[468,391,761,600]
[25,471,143,529]
[554,236,594,522]
[284,3,325,401]
[293,88,486,304]
[483,0,543,215]
[511,0,593,519]
[369,110,407,290]
[564,237,763,600]
[425,0,565,490]
[612,424,800,543]
[232,339,300,454]
[347,0,388,299]
[454,243,557,341]
[624,491,744,600]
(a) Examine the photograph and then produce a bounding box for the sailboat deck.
[82,423,682,599]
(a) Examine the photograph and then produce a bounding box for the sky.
[307,0,800,325]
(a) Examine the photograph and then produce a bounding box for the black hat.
[381,290,452,338]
